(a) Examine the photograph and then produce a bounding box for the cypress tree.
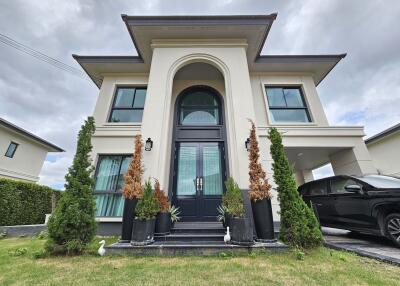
[268,127,323,248]
[46,117,97,254]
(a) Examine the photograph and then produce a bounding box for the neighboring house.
[366,123,400,178]
[0,118,64,182]
[73,14,376,222]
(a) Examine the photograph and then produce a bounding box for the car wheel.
[384,213,400,247]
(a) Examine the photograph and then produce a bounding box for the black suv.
[298,175,400,247]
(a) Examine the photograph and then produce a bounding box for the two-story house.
[74,14,376,224]
[0,117,63,182]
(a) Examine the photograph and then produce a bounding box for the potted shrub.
[154,179,171,236]
[223,177,253,245]
[169,205,181,228]
[131,180,160,245]
[248,120,275,242]
[120,135,144,242]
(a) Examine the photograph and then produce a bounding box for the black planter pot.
[119,198,138,242]
[251,199,275,241]
[155,212,171,236]
[131,218,156,245]
[230,217,254,245]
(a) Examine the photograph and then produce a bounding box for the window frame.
[108,86,147,123]
[5,141,19,158]
[328,175,365,196]
[264,85,312,124]
[177,86,223,126]
[93,154,132,195]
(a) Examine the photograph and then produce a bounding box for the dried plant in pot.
[131,180,160,245]
[223,177,253,245]
[153,179,171,236]
[120,135,144,242]
[248,120,275,242]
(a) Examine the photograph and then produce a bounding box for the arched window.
[178,88,221,125]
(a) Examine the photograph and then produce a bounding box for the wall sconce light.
[245,138,250,151]
[145,137,153,151]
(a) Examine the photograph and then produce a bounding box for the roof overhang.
[121,14,277,64]
[252,54,347,86]
[72,55,147,88]
[0,118,64,152]
[365,123,400,145]
[73,14,346,88]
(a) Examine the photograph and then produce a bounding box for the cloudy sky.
[1,0,399,188]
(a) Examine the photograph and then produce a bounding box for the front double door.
[173,142,226,221]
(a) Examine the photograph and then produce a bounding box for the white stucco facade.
[0,118,63,182]
[75,14,377,220]
[366,125,400,178]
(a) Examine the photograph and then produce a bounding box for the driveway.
[322,227,400,265]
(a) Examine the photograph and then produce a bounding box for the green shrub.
[8,247,27,257]
[222,177,244,218]
[32,249,47,260]
[47,117,97,255]
[134,180,160,220]
[0,178,62,226]
[268,127,323,249]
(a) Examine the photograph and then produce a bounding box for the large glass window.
[94,155,131,216]
[265,87,311,123]
[179,90,220,125]
[109,87,146,123]
[5,142,18,158]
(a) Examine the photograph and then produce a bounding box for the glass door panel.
[202,144,223,196]
[176,145,198,196]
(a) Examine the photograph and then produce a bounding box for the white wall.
[0,127,48,182]
[367,132,400,177]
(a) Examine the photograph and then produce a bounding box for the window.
[109,87,146,123]
[330,177,362,195]
[179,89,220,125]
[309,180,328,196]
[265,87,311,123]
[5,142,18,158]
[94,155,131,216]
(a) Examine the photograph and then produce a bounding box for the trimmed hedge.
[0,178,62,226]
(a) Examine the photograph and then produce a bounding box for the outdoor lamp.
[245,138,250,151]
[145,137,153,151]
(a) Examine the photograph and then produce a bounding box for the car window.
[309,180,327,196]
[330,178,362,194]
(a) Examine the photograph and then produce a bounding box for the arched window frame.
[177,87,222,126]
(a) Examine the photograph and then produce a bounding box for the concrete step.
[156,233,224,242]
[105,241,288,256]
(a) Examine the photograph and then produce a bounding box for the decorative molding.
[0,167,38,182]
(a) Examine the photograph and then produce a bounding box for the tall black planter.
[131,218,156,245]
[230,217,254,245]
[120,198,137,242]
[155,212,171,236]
[251,198,275,242]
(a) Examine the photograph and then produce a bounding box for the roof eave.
[255,54,347,86]
[365,123,400,144]
[72,55,144,89]
[0,118,64,152]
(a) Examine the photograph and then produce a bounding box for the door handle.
[199,177,203,192]
[196,177,200,192]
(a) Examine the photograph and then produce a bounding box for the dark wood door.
[173,142,225,221]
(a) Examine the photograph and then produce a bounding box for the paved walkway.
[322,227,400,265]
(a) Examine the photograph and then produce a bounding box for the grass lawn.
[0,236,399,286]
